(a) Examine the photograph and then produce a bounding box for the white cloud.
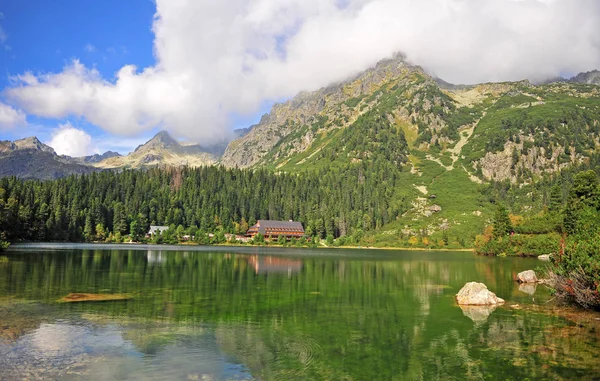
[5,0,600,143]
[46,122,96,157]
[0,102,26,130]
[84,43,96,53]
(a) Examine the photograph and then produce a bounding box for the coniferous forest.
[0,164,408,246]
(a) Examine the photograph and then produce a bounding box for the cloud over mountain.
[5,0,600,142]
[46,122,95,157]
[0,102,26,130]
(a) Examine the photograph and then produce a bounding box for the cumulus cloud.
[5,0,600,143]
[0,102,26,130]
[47,122,96,157]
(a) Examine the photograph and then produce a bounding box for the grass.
[365,148,491,248]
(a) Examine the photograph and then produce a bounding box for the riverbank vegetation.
[475,169,600,309]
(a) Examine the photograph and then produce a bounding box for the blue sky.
[0,0,271,155]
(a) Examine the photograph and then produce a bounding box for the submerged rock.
[517,270,538,283]
[456,282,505,305]
[59,293,131,303]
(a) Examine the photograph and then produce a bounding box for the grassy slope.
[249,75,600,248]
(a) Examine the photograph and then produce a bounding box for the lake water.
[1,244,599,380]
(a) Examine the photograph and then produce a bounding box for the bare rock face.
[456,282,505,305]
[517,270,538,283]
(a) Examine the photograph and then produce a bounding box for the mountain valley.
[1,55,600,247]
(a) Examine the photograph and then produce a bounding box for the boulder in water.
[456,282,505,305]
[517,270,538,283]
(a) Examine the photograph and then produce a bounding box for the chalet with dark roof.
[146,225,169,237]
[246,220,305,240]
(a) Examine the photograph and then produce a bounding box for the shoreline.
[5,241,475,254]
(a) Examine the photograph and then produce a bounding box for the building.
[146,225,169,237]
[246,220,305,241]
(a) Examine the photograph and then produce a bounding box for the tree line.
[0,164,410,246]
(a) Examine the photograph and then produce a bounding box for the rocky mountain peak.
[13,137,56,154]
[570,70,600,85]
[134,130,182,154]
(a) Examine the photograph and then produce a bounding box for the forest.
[0,164,409,248]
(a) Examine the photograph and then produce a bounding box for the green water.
[0,244,599,380]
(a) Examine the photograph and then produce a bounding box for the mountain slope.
[94,131,218,169]
[220,55,600,245]
[0,137,99,180]
[70,151,121,165]
[570,70,600,85]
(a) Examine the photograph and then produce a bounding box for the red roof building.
[246,220,305,240]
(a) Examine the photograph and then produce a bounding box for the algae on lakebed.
[58,293,132,303]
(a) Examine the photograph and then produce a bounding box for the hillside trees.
[549,170,600,309]
[0,164,410,244]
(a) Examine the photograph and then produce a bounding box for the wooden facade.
[246,220,305,240]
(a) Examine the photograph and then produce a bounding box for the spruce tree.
[493,205,513,238]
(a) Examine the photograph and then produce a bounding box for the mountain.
[1,53,599,250]
[71,151,121,164]
[220,54,600,243]
[93,130,218,169]
[221,55,600,182]
[569,70,600,85]
[0,137,99,180]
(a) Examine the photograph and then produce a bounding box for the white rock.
[517,270,538,283]
[430,205,442,213]
[538,254,551,261]
[456,282,505,305]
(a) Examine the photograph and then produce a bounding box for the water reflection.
[0,248,599,380]
[246,255,303,275]
[147,250,167,264]
[0,311,254,380]
[519,282,538,295]
[459,304,498,323]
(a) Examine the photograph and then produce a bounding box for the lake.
[0,244,599,380]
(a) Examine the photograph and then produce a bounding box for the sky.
[0,0,599,157]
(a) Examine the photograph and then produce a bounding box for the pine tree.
[84,214,95,242]
[548,184,563,212]
[493,205,513,238]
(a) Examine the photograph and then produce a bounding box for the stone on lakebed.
[456,282,505,305]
